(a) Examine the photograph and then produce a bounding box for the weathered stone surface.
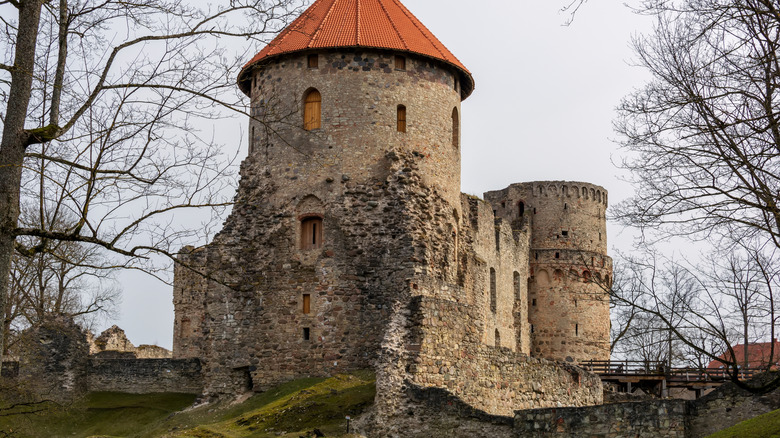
[87,358,202,394]
[171,46,609,418]
[515,400,688,438]
[15,316,90,402]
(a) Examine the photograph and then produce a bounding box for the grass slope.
[0,371,375,438]
[707,408,780,438]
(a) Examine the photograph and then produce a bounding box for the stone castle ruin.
[171,0,611,418]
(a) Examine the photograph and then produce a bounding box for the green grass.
[0,371,376,438]
[707,408,780,438]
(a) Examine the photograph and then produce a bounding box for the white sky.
[111,1,655,349]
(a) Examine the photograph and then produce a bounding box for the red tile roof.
[707,340,780,370]
[238,0,473,98]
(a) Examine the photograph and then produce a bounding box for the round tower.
[235,0,474,211]
[518,181,611,362]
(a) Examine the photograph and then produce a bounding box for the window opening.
[303,294,311,314]
[303,89,321,130]
[562,230,568,237]
[518,202,525,218]
[564,203,568,210]
[454,77,459,91]
[303,327,310,340]
[495,329,501,348]
[555,252,560,259]
[489,268,497,313]
[250,126,255,154]
[397,105,406,132]
[301,217,323,250]
[308,54,319,68]
[575,324,579,336]
[533,208,537,214]
[451,107,459,148]
[531,324,535,333]
[395,55,406,70]
[532,298,537,306]
[501,201,506,209]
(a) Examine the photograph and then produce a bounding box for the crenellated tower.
[485,181,611,362]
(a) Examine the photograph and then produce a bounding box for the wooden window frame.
[395,55,406,70]
[397,104,406,132]
[308,54,319,69]
[303,89,321,131]
[303,294,311,314]
[300,216,323,250]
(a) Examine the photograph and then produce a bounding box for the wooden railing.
[581,360,760,382]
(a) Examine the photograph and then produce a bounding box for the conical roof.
[238,0,474,98]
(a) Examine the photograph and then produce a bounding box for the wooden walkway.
[581,360,761,398]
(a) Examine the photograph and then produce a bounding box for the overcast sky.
[110,1,655,349]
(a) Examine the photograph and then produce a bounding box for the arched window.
[489,267,497,313]
[451,107,459,147]
[397,105,406,132]
[303,89,321,130]
[300,216,323,250]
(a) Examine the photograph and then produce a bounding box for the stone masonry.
[171,0,610,422]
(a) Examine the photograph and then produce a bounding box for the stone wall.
[516,400,688,437]
[15,316,90,402]
[404,296,602,417]
[688,374,780,437]
[87,358,203,394]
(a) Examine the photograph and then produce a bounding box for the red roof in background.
[238,0,473,97]
[707,340,780,370]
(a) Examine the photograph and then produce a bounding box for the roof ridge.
[389,0,446,60]
[355,0,361,46]
[309,0,339,49]
[376,0,408,50]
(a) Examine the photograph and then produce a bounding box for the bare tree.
[611,251,700,369]
[0,0,304,366]
[610,245,780,392]
[614,0,780,250]
[4,207,121,355]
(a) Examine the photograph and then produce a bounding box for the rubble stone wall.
[515,400,688,438]
[87,358,203,394]
[404,296,602,417]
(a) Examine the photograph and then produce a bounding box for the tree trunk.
[0,0,44,367]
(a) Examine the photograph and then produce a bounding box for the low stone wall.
[516,400,688,437]
[689,373,780,437]
[87,358,203,394]
[405,296,602,416]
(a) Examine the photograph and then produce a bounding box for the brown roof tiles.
[238,0,473,97]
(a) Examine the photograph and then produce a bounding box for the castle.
[171,0,611,419]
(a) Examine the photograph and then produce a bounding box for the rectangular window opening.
[532,299,537,306]
[308,54,319,68]
[575,324,579,336]
[395,55,406,70]
[397,105,406,132]
[301,217,323,250]
[303,327,310,340]
[562,230,568,237]
[303,294,311,314]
